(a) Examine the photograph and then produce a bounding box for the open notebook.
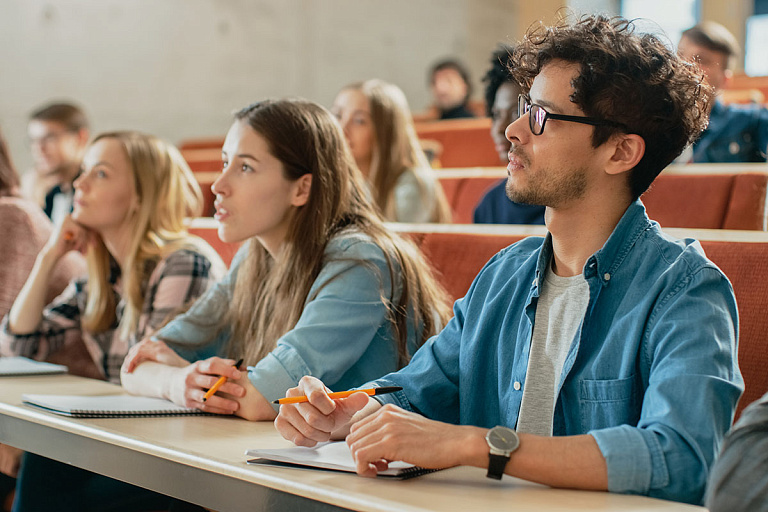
[0,357,67,377]
[246,441,439,480]
[22,394,209,418]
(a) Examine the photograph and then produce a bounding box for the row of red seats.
[187,219,768,422]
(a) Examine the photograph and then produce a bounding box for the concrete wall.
[0,0,525,173]
[0,0,744,175]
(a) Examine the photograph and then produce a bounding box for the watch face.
[488,427,519,451]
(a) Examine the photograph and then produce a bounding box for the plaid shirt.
[0,248,224,383]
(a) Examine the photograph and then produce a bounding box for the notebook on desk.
[22,394,209,418]
[246,441,440,479]
[0,357,67,376]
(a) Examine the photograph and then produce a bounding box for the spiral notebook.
[22,394,209,418]
[0,357,67,376]
[246,441,440,479]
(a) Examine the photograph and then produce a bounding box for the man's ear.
[291,174,312,207]
[605,133,645,176]
[76,128,90,148]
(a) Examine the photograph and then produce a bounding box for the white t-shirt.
[517,262,589,436]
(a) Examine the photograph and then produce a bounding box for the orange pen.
[272,386,402,405]
[202,358,244,402]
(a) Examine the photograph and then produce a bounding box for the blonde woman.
[2,132,225,381]
[4,131,226,511]
[331,79,451,223]
[121,98,451,423]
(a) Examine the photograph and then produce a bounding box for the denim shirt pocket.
[579,374,639,432]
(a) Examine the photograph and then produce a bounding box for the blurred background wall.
[0,0,756,173]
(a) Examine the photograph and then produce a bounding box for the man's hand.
[345,404,487,476]
[274,376,374,446]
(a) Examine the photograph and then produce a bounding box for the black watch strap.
[486,453,509,480]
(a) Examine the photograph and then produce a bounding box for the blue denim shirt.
[155,231,418,406]
[693,100,768,163]
[373,200,742,504]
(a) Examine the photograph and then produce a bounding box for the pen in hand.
[272,386,403,405]
[202,358,244,402]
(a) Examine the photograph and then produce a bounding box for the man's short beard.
[505,165,588,208]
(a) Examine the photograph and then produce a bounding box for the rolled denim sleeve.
[154,242,248,361]
[249,237,401,404]
[591,266,742,504]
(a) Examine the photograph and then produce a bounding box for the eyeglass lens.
[518,96,547,135]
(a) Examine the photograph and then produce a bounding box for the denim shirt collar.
[533,199,652,289]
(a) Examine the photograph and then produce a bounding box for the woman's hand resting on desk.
[164,357,246,415]
[165,358,277,420]
[122,338,189,373]
[122,344,276,420]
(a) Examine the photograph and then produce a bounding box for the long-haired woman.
[331,79,451,223]
[5,131,226,512]
[121,98,452,422]
[2,132,225,381]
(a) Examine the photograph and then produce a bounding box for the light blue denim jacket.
[155,230,417,405]
[373,200,743,505]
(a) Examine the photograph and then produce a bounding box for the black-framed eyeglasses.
[518,95,621,136]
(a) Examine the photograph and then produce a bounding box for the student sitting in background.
[678,22,768,163]
[24,102,90,224]
[473,44,546,225]
[121,98,451,422]
[331,79,451,223]
[3,131,226,512]
[274,15,742,505]
[0,126,85,337]
[429,59,476,119]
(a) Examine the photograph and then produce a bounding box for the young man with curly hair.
[274,15,743,505]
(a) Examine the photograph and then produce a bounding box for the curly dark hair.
[483,44,519,117]
[510,15,714,199]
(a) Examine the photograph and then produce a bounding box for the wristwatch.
[485,426,520,480]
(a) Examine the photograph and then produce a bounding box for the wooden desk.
[0,375,705,512]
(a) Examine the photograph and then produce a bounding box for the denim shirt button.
[603,273,611,281]
[513,381,521,391]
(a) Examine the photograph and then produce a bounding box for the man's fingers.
[337,391,370,417]
[282,404,335,443]
[273,416,320,448]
